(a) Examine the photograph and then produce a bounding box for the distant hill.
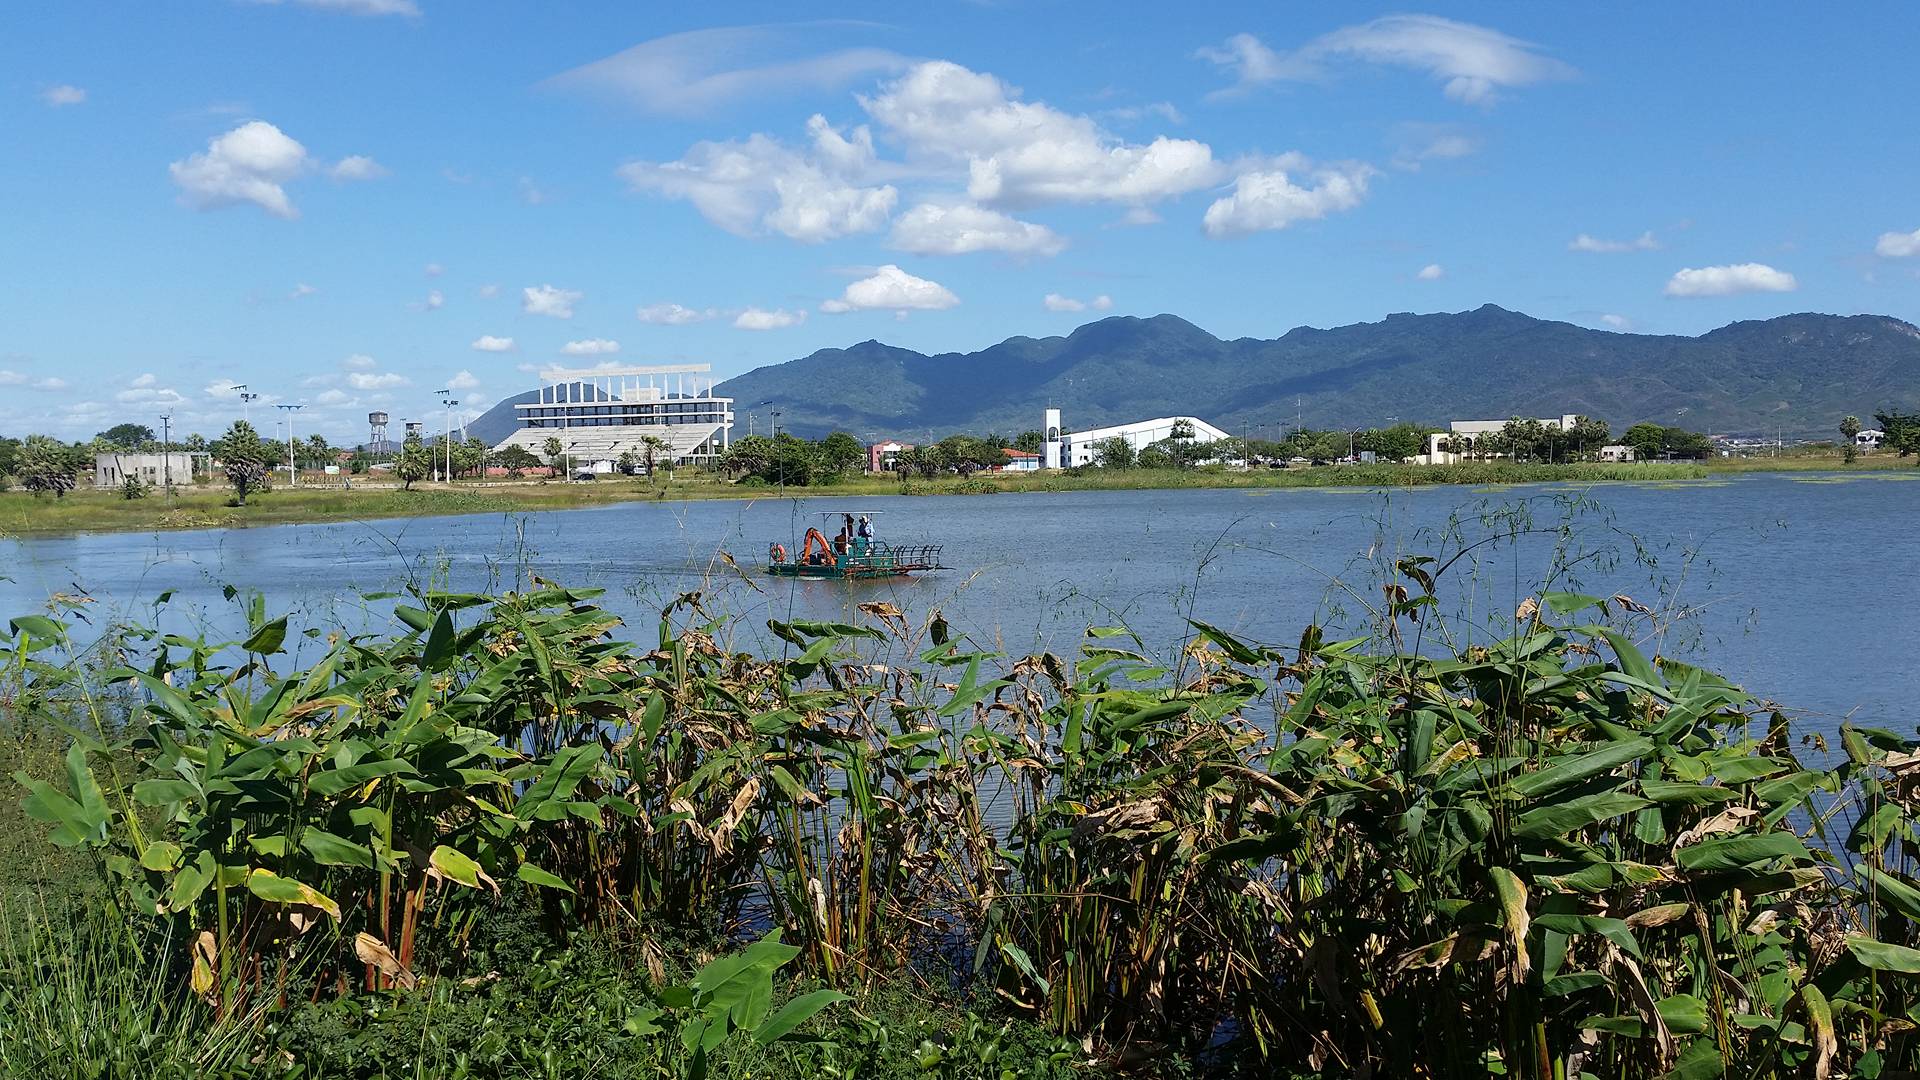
[471,307,1920,445]
[708,306,1920,440]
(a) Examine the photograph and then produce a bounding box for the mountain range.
[472,306,1920,446]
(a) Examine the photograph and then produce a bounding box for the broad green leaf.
[1846,936,1920,974]
[515,862,575,893]
[300,828,375,868]
[1506,738,1652,800]
[1512,791,1651,839]
[1657,1037,1726,1080]
[243,616,288,656]
[1601,630,1661,687]
[132,779,199,805]
[752,989,848,1044]
[998,941,1051,995]
[429,845,488,889]
[140,840,183,872]
[1676,832,1809,873]
[1858,867,1920,923]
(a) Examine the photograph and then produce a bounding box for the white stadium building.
[1043,408,1231,468]
[490,364,733,472]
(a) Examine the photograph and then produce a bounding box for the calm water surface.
[3,473,1914,740]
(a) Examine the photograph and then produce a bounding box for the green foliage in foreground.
[3,552,1920,1076]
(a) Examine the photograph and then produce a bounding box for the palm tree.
[641,435,672,481]
[1841,415,1862,465]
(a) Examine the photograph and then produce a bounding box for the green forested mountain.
[709,305,1920,440]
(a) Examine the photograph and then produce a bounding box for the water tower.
[368,411,389,451]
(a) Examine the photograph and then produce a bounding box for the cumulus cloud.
[290,282,318,299]
[243,0,421,16]
[861,61,1223,208]
[329,155,387,181]
[477,283,500,298]
[636,302,720,325]
[819,264,958,313]
[546,23,909,116]
[620,115,898,242]
[425,262,445,276]
[888,201,1064,256]
[1042,293,1112,312]
[471,335,515,352]
[347,371,409,390]
[1201,155,1373,237]
[522,284,581,318]
[734,307,807,330]
[1571,230,1659,253]
[1875,228,1920,258]
[446,370,480,390]
[1664,263,1798,297]
[33,377,71,392]
[1416,263,1445,280]
[1599,313,1633,330]
[169,120,312,218]
[40,84,86,107]
[1199,16,1574,105]
[0,371,24,386]
[116,375,187,404]
[314,388,351,405]
[561,338,621,355]
[342,354,377,370]
[130,373,157,388]
[416,289,444,311]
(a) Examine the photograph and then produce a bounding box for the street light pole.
[275,404,304,486]
[159,413,173,498]
[232,385,259,427]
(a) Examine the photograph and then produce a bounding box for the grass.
[3,452,1910,539]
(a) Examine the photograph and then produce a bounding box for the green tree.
[1012,430,1045,454]
[213,420,270,505]
[617,450,642,475]
[96,423,155,449]
[17,435,79,497]
[722,436,774,479]
[495,445,541,475]
[1840,415,1862,465]
[394,435,432,490]
[1621,422,1666,462]
[453,437,487,479]
[120,474,151,500]
[0,435,21,479]
[1094,436,1136,469]
[1874,409,1919,458]
[641,435,672,479]
[542,436,565,473]
[1564,416,1612,461]
[819,431,864,476]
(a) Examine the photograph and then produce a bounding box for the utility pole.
[159,413,173,498]
[275,403,304,486]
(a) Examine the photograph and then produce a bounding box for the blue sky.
[6,1,1920,441]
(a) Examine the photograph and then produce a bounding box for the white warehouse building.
[491,363,733,473]
[1043,408,1231,468]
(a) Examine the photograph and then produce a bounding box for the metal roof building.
[489,364,733,470]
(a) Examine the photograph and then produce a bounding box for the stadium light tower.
[436,389,458,482]
[159,413,173,497]
[232,385,260,426]
[275,403,305,486]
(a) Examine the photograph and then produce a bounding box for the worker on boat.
[854,514,874,557]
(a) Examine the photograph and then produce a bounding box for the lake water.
[3,472,1915,741]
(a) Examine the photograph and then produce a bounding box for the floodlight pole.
[232,385,259,427]
[276,404,304,486]
[436,389,457,483]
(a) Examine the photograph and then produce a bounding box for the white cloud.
[329,155,387,181]
[1201,156,1373,237]
[888,201,1064,256]
[347,371,409,390]
[315,389,352,405]
[1043,293,1112,312]
[1416,263,1445,281]
[425,262,445,276]
[418,289,444,311]
[116,386,188,404]
[1875,228,1920,258]
[819,264,958,313]
[471,335,515,352]
[40,84,86,107]
[1664,263,1798,297]
[862,61,1223,208]
[1101,102,1185,124]
[33,377,70,392]
[342,354,377,370]
[446,370,480,391]
[1570,231,1659,253]
[1390,123,1479,170]
[637,302,720,325]
[130,372,158,388]
[243,0,421,16]
[477,283,500,298]
[169,120,311,219]
[522,284,581,318]
[290,282,318,299]
[545,24,909,116]
[561,338,621,355]
[1599,314,1632,330]
[733,307,807,330]
[1200,16,1575,105]
[620,116,898,242]
[0,371,23,386]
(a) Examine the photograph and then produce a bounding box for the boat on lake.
[767,511,946,579]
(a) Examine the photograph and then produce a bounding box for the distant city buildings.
[490,364,733,474]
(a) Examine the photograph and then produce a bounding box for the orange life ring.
[770,543,788,563]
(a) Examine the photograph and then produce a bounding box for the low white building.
[1598,444,1636,462]
[1857,429,1885,448]
[1420,414,1582,464]
[94,452,203,489]
[1054,413,1231,467]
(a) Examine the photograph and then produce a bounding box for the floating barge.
[766,512,945,579]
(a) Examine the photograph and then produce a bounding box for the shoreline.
[1,456,1910,539]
